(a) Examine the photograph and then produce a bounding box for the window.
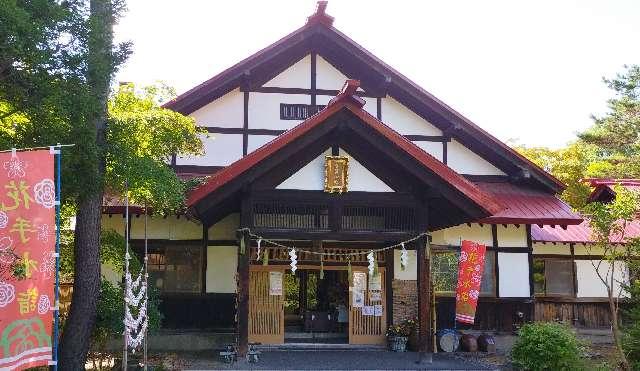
[146,245,203,293]
[280,103,326,120]
[533,258,574,296]
[432,250,495,296]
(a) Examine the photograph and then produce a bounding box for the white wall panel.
[381,96,442,136]
[206,246,238,293]
[190,88,243,127]
[176,133,242,166]
[276,148,393,192]
[413,141,443,162]
[208,213,239,240]
[497,225,528,247]
[130,216,201,240]
[576,260,629,298]
[532,242,571,255]
[101,215,125,235]
[264,55,311,88]
[394,249,417,280]
[248,134,277,153]
[249,93,309,130]
[447,139,506,175]
[316,55,349,90]
[431,223,493,246]
[498,252,530,297]
[315,95,377,118]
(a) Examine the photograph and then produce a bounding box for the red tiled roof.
[532,219,640,244]
[187,80,504,217]
[475,182,583,225]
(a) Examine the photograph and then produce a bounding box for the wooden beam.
[237,194,251,357]
[310,52,317,105]
[416,234,432,361]
[243,91,249,156]
[492,224,500,300]
[385,247,394,327]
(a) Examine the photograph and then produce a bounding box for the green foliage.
[582,185,640,248]
[515,143,596,209]
[623,241,640,370]
[511,322,586,371]
[105,83,205,211]
[579,65,640,178]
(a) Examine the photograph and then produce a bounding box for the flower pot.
[387,336,408,352]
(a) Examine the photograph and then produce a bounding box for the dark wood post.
[416,234,432,363]
[385,247,394,327]
[236,228,250,357]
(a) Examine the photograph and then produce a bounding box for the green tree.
[581,185,640,370]
[515,143,595,209]
[580,65,640,177]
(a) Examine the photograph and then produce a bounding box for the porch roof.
[531,219,640,244]
[186,80,505,224]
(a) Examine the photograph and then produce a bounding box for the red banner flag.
[0,150,55,370]
[455,240,486,324]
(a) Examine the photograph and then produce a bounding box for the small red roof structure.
[475,181,582,225]
[532,219,640,244]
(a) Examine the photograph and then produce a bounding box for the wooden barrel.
[459,334,478,352]
[436,329,459,353]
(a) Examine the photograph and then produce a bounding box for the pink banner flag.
[455,240,486,324]
[0,150,55,370]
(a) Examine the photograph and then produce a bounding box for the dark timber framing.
[492,224,500,297]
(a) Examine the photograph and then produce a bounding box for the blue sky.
[115,0,640,148]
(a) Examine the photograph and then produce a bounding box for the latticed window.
[145,245,203,293]
[432,250,495,295]
[533,258,574,296]
[280,103,326,120]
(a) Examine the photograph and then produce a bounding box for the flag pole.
[52,144,62,371]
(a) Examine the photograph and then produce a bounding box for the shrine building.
[100,2,631,353]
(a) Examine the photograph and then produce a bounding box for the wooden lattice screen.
[248,267,285,344]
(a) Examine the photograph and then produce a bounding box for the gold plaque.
[324,155,349,193]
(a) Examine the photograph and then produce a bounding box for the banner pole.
[53,144,62,371]
[123,181,129,371]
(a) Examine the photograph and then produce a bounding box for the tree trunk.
[58,0,113,368]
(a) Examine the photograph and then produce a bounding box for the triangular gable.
[264,55,311,89]
[163,2,564,194]
[276,148,394,192]
[188,80,504,226]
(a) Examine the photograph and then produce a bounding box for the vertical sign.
[455,240,486,324]
[0,150,55,370]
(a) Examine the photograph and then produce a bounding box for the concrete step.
[256,343,386,351]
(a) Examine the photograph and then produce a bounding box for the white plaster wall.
[129,216,202,240]
[532,242,571,255]
[206,246,238,293]
[497,225,528,247]
[176,133,242,166]
[102,215,125,235]
[248,134,277,153]
[190,88,243,127]
[208,213,240,240]
[431,223,493,247]
[316,55,349,90]
[276,148,393,192]
[380,96,442,136]
[576,260,629,298]
[264,55,311,88]
[573,243,627,256]
[393,249,417,280]
[498,252,530,297]
[248,92,309,130]
[447,139,506,175]
[413,141,443,162]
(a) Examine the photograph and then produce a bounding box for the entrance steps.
[256,343,386,351]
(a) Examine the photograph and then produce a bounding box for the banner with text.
[0,150,55,370]
[455,240,486,324]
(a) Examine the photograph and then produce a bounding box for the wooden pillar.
[416,234,432,362]
[385,248,394,327]
[236,228,250,357]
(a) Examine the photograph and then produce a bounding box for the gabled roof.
[164,1,565,194]
[532,219,640,244]
[187,80,505,222]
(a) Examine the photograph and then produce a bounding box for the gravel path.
[183,350,498,370]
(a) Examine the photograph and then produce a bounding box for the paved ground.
[181,350,497,370]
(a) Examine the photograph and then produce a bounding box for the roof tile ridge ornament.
[328,79,366,108]
[306,1,335,27]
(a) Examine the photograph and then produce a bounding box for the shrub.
[511,322,586,370]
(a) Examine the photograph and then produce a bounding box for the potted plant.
[386,322,411,352]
